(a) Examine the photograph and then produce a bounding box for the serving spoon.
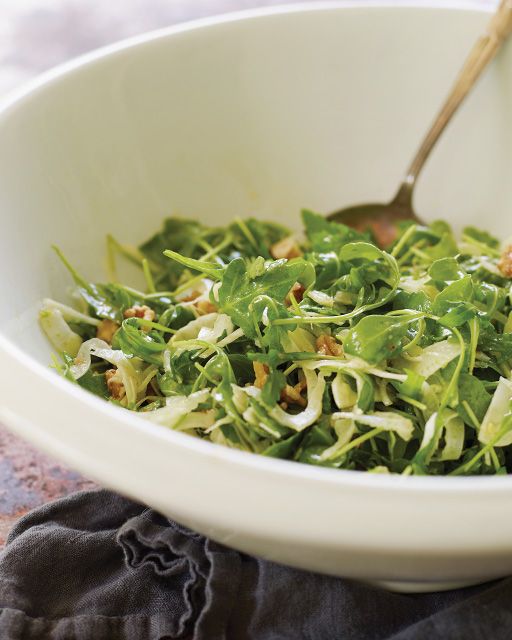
[328,0,512,246]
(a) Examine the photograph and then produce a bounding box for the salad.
[40,211,512,476]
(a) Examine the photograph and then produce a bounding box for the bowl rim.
[1,0,509,494]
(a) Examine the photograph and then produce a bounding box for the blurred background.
[0,0,332,95]
[0,0,495,542]
[0,0,494,95]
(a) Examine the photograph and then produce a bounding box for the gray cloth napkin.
[0,489,510,639]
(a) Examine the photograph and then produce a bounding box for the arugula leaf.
[45,213,512,476]
[217,257,313,337]
[428,257,465,282]
[343,315,416,364]
[262,432,304,458]
[77,369,110,399]
[229,218,290,259]
[463,226,500,250]
[301,209,367,253]
[112,318,166,365]
[457,373,492,426]
[424,231,459,260]
[393,290,432,313]
[478,320,512,364]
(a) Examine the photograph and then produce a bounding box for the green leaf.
[457,373,492,426]
[139,217,213,288]
[260,367,286,406]
[428,257,465,282]
[424,232,459,261]
[478,320,512,364]
[438,305,476,328]
[393,290,432,313]
[217,257,313,337]
[158,350,199,396]
[394,369,425,400]
[77,369,110,399]
[53,247,142,321]
[296,423,336,465]
[158,304,195,330]
[463,226,500,250]
[338,242,386,263]
[433,276,474,312]
[229,218,291,259]
[301,210,368,253]
[112,318,166,365]
[343,315,415,364]
[163,250,224,280]
[262,432,304,458]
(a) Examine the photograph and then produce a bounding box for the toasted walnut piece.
[270,236,302,260]
[285,282,306,306]
[280,384,307,408]
[96,319,120,343]
[180,290,202,302]
[316,334,343,356]
[295,378,307,394]
[498,245,512,278]
[196,299,218,315]
[253,362,270,389]
[105,368,126,401]
[124,305,156,322]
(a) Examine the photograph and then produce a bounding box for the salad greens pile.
[40,211,512,476]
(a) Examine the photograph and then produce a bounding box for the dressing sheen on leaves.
[41,212,512,476]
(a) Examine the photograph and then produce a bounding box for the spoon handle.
[393,0,512,208]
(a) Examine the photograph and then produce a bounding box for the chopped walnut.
[105,368,126,401]
[285,282,306,306]
[96,319,120,343]
[124,305,155,322]
[196,299,218,315]
[316,334,343,357]
[280,384,307,408]
[180,290,201,302]
[254,363,307,407]
[498,245,512,278]
[253,362,269,389]
[270,236,302,260]
[180,290,217,315]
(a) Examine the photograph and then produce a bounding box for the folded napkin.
[0,489,510,639]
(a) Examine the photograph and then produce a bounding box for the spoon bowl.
[328,0,512,245]
[328,185,421,247]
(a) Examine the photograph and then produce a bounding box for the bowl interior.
[0,3,511,363]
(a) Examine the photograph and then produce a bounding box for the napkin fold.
[0,489,509,639]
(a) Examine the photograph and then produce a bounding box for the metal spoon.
[328,0,512,246]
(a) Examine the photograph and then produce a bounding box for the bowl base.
[368,578,491,593]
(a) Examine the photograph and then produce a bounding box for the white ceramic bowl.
[1,1,512,593]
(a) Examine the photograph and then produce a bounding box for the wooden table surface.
[0,0,493,545]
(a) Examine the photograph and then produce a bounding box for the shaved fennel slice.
[143,389,211,429]
[401,339,461,379]
[479,377,512,447]
[41,298,100,326]
[319,418,357,461]
[270,369,325,431]
[438,412,465,461]
[333,410,414,441]
[307,290,334,307]
[332,373,357,410]
[418,411,465,462]
[302,358,406,382]
[39,307,83,357]
[280,328,316,353]
[71,338,139,404]
[171,313,234,348]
